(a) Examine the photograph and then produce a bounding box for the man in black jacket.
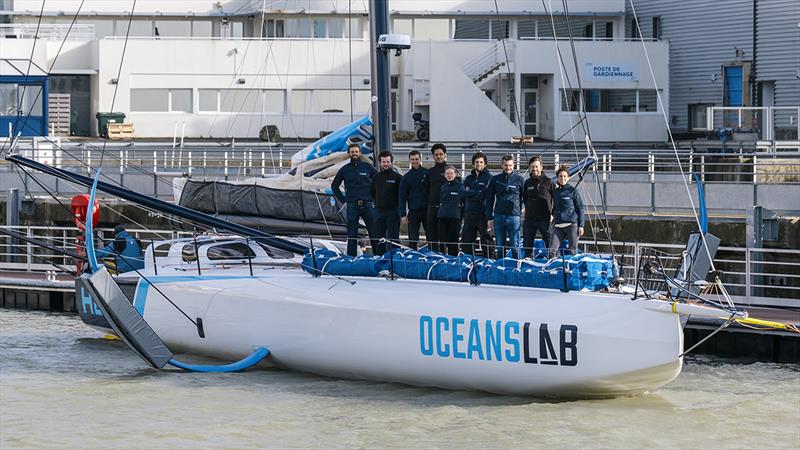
[522,155,554,258]
[399,150,429,250]
[332,143,377,256]
[425,143,448,252]
[371,151,402,254]
[460,152,493,257]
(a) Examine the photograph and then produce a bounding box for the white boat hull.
[134,270,684,398]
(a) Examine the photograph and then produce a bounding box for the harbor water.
[1,309,798,449]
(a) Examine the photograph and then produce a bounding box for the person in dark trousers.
[549,165,585,257]
[486,154,524,259]
[522,155,555,258]
[398,150,429,250]
[95,225,144,273]
[460,151,493,258]
[370,150,402,254]
[437,166,464,257]
[332,143,378,256]
[425,143,448,252]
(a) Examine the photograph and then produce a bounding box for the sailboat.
[5,0,793,399]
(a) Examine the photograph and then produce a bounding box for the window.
[290,90,312,113]
[596,22,613,40]
[206,243,256,261]
[630,17,640,39]
[328,18,345,38]
[192,21,213,37]
[414,19,450,40]
[560,89,658,113]
[221,89,261,113]
[453,19,489,40]
[116,18,153,37]
[689,103,712,130]
[198,89,218,112]
[258,243,294,260]
[264,19,285,38]
[490,20,510,39]
[518,19,537,39]
[0,84,17,116]
[313,19,327,38]
[652,17,661,40]
[154,20,190,37]
[199,89,283,113]
[18,85,43,116]
[130,89,192,113]
[638,90,658,112]
[287,18,312,38]
[90,19,115,38]
[130,89,169,112]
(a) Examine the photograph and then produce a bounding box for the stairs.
[461,40,514,85]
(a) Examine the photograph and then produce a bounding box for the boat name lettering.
[418,316,577,366]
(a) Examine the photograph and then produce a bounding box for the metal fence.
[1,225,797,308]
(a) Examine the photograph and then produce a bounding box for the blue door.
[724,66,743,107]
[0,79,49,137]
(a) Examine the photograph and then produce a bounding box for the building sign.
[584,63,639,82]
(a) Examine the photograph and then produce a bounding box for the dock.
[1,269,797,363]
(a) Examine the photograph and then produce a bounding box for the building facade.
[625,0,800,139]
[1,0,670,142]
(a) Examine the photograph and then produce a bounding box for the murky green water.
[1,309,798,449]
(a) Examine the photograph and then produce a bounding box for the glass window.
[490,20,509,39]
[154,20,190,37]
[690,103,711,130]
[231,22,244,38]
[192,21,213,38]
[313,19,326,38]
[220,89,261,113]
[414,19,449,40]
[328,18,345,38]
[606,90,637,112]
[595,21,613,40]
[18,85,43,116]
[354,90,372,113]
[518,19,537,39]
[0,84,17,116]
[198,89,218,112]
[287,18,312,38]
[91,19,115,38]
[170,89,192,112]
[116,18,153,37]
[258,243,294,260]
[290,90,312,113]
[207,242,255,260]
[345,17,362,38]
[652,17,662,39]
[638,90,658,112]
[561,89,581,112]
[392,18,412,36]
[453,19,488,40]
[522,75,538,89]
[130,89,169,112]
[265,19,285,38]
[264,90,284,113]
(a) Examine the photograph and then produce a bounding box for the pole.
[6,189,19,263]
[368,0,392,165]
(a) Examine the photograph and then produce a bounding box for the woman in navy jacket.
[438,166,464,256]
[549,165,585,257]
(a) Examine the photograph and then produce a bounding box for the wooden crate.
[107,122,134,140]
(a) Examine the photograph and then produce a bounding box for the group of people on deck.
[332,142,585,258]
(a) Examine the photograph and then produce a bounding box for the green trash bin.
[96,112,126,138]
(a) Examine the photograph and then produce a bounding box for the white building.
[0,0,669,142]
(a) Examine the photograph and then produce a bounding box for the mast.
[368,0,392,165]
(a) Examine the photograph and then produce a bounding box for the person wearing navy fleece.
[370,151,402,254]
[437,166,464,256]
[460,151,493,258]
[486,154,524,259]
[331,143,378,256]
[549,165,585,257]
[398,150,429,249]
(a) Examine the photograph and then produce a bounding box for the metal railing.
[0,23,96,40]
[1,226,797,308]
[461,40,512,83]
[707,106,800,141]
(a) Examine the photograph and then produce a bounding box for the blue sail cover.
[301,248,616,291]
[291,115,374,165]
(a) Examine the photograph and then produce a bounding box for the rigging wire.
[491,0,526,159]
[98,0,137,169]
[627,0,717,273]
